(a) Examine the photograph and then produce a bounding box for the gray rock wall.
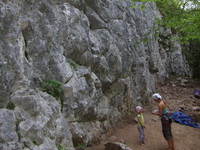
[0,0,190,149]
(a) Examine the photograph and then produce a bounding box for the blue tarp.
[170,111,200,129]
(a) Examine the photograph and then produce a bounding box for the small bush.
[40,80,62,98]
[6,102,15,110]
[56,144,67,150]
[75,143,87,150]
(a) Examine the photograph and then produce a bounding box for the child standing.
[135,106,145,146]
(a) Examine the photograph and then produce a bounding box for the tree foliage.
[131,0,200,42]
[130,0,200,78]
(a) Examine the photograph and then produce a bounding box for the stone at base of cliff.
[104,142,132,150]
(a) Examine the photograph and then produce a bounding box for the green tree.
[130,0,200,41]
[130,0,200,78]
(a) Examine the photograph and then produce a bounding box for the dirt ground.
[86,76,200,150]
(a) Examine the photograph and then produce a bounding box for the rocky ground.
[86,76,200,150]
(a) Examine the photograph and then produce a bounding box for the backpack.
[193,89,200,99]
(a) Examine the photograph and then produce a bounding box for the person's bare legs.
[167,138,175,150]
[171,137,175,150]
[167,139,171,149]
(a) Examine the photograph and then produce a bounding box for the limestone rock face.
[0,0,190,149]
[0,109,20,150]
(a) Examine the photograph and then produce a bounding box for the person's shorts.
[161,113,173,140]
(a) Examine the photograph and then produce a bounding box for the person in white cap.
[135,106,145,146]
[151,93,175,150]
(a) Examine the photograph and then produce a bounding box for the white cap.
[135,106,142,113]
[152,93,162,100]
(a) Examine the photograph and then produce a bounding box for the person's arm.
[152,103,163,116]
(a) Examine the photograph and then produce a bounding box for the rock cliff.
[0,0,190,149]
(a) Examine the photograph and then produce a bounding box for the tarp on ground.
[170,111,200,129]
